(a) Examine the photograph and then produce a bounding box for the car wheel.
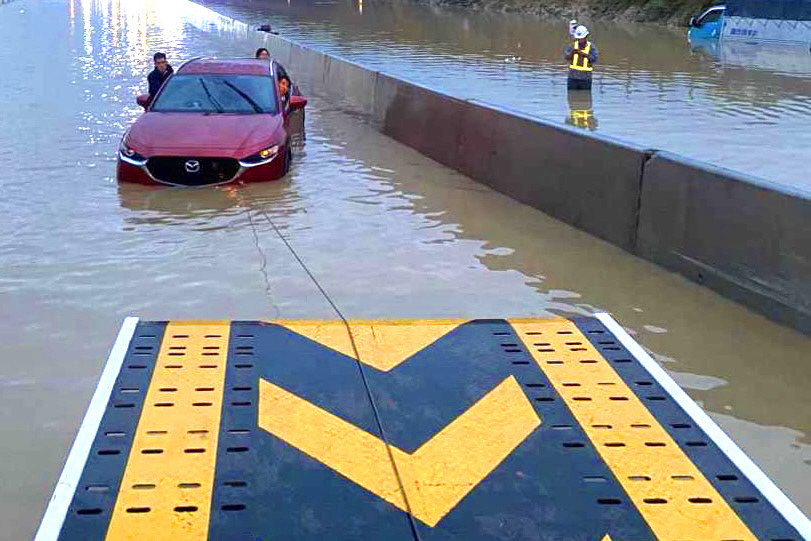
[282,145,292,176]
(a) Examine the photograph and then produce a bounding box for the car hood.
[126,112,283,158]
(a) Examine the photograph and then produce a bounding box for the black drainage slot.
[224,480,248,487]
[77,508,103,515]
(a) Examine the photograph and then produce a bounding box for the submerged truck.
[689,0,811,46]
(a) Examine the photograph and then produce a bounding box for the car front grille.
[146,157,240,186]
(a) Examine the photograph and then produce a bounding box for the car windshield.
[152,74,278,114]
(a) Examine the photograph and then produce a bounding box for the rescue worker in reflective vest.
[564,25,598,91]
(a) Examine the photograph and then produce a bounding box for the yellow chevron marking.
[258,375,540,527]
[279,320,464,371]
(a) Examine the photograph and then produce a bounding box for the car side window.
[700,8,723,24]
[273,61,289,81]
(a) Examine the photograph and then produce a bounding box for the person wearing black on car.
[147,52,173,100]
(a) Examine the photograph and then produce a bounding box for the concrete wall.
[638,152,811,332]
[263,33,811,333]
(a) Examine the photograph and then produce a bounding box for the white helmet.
[573,25,589,40]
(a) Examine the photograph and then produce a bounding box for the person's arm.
[147,71,160,97]
[588,44,598,64]
[564,45,574,61]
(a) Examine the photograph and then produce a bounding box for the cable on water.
[229,186,282,320]
[237,184,423,541]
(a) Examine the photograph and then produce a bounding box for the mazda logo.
[184,160,201,173]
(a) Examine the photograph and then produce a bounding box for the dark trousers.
[567,78,592,91]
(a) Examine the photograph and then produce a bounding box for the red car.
[117,57,306,186]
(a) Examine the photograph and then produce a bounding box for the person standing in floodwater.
[147,52,173,100]
[564,25,598,91]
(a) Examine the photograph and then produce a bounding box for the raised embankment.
[266,33,811,334]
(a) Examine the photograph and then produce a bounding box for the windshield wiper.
[198,78,224,113]
[222,80,264,114]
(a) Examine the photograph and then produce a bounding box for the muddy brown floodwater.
[0,1,808,539]
[208,0,811,193]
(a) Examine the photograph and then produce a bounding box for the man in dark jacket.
[147,52,173,100]
[564,26,598,91]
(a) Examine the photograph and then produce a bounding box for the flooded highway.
[207,0,811,191]
[0,0,809,539]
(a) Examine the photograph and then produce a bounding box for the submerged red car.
[117,57,306,187]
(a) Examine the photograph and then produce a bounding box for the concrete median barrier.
[373,74,466,168]
[322,56,379,117]
[637,152,811,332]
[456,101,646,250]
[265,33,293,65]
[289,43,328,82]
[371,81,646,249]
[260,33,810,332]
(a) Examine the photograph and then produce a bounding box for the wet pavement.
[0,1,809,539]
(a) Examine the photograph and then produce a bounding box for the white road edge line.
[34,316,140,541]
[595,312,811,539]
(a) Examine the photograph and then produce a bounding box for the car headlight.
[119,140,147,164]
[239,145,279,167]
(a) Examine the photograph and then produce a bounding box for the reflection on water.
[565,89,598,130]
[207,0,811,191]
[0,1,809,539]
[691,38,811,76]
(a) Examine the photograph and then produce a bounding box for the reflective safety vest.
[570,41,593,72]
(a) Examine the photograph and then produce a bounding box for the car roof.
[176,58,273,76]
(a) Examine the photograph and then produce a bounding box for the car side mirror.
[136,94,151,109]
[689,16,700,27]
[288,95,307,111]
